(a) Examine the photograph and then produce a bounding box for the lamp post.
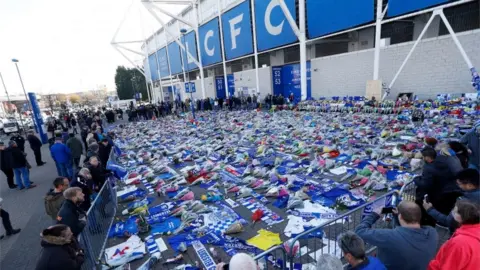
[0,72,13,115]
[180,28,195,120]
[11,59,33,135]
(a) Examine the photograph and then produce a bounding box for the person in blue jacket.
[337,231,385,270]
[50,136,73,179]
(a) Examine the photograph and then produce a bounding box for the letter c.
[265,0,284,36]
[204,30,215,56]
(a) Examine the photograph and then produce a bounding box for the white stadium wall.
[233,67,272,98]
[311,29,480,99]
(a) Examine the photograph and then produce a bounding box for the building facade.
[143,0,480,102]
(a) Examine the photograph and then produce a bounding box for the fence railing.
[253,245,288,270]
[285,191,399,270]
[80,179,118,270]
[398,179,417,202]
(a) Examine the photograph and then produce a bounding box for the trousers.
[0,209,13,233]
[33,147,43,165]
[13,167,31,188]
[2,169,15,187]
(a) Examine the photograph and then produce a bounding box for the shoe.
[38,162,46,166]
[18,187,25,190]
[6,229,21,236]
[0,235,4,240]
[8,185,18,189]
[27,184,37,189]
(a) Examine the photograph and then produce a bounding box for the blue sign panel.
[28,92,48,144]
[227,74,235,97]
[306,0,374,38]
[181,31,199,71]
[254,0,297,52]
[167,42,183,75]
[199,18,222,66]
[221,1,254,60]
[148,53,159,81]
[271,62,311,102]
[389,0,449,16]
[157,47,170,78]
[215,76,226,99]
[185,82,196,93]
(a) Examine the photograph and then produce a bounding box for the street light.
[11,59,35,135]
[0,72,13,115]
[180,28,195,120]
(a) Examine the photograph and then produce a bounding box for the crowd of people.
[0,101,479,270]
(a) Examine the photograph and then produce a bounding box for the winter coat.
[460,127,480,168]
[0,148,13,171]
[355,213,438,270]
[44,189,65,220]
[428,224,480,270]
[61,132,69,143]
[50,143,72,164]
[66,137,83,159]
[56,200,86,237]
[347,256,386,270]
[98,143,111,166]
[35,234,84,270]
[426,189,480,232]
[88,164,106,188]
[415,156,463,208]
[11,147,27,168]
[70,175,93,212]
[10,135,25,151]
[27,134,43,150]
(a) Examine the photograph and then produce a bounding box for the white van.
[1,119,19,135]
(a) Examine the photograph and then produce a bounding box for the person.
[98,138,111,167]
[61,128,69,143]
[10,141,36,189]
[415,147,462,225]
[10,133,25,152]
[355,201,438,270]
[428,200,480,270]
[449,141,470,169]
[70,116,78,135]
[216,253,259,270]
[87,156,106,189]
[35,224,85,270]
[0,141,16,189]
[85,143,99,162]
[70,168,94,211]
[459,123,480,170]
[0,198,21,239]
[27,130,46,166]
[80,126,89,150]
[45,177,69,221]
[424,168,480,232]
[337,231,385,270]
[56,187,86,237]
[66,133,83,169]
[50,136,73,179]
[315,254,343,270]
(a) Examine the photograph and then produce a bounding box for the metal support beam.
[149,2,194,28]
[373,0,384,80]
[112,45,146,77]
[278,0,307,100]
[250,0,260,96]
[142,0,193,4]
[163,26,176,104]
[193,3,207,99]
[438,10,473,68]
[112,40,145,45]
[153,30,165,102]
[115,44,145,56]
[217,0,229,98]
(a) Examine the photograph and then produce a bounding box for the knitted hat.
[229,253,257,270]
[425,137,438,147]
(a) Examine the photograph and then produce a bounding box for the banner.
[388,0,450,17]
[181,30,199,71]
[199,18,222,66]
[306,0,374,38]
[271,62,311,101]
[27,92,48,144]
[254,0,298,51]
[167,42,183,75]
[215,76,226,99]
[157,47,170,78]
[221,1,254,60]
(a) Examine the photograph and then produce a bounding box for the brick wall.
[311,29,480,99]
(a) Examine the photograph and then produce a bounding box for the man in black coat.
[10,140,36,189]
[87,156,106,189]
[98,139,111,168]
[10,133,25,152]
[0,142,16,189]
[56,187,86,237]
[27,130,46,166]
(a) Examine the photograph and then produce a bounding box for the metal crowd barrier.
[80,179,118,270]
[253,245,288,270]
[398,180,417,202]
[285,191,399,270]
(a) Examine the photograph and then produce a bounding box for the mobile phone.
[223,264,229,270]
[381,207,394,214]
[424,194,429,203]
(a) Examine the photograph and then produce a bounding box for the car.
[1,119,19,135]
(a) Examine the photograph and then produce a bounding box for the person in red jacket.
[428,200,480,270]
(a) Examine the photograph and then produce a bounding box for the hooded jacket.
[428,224,480,270]
[0,147,13,171]
[35,234,84,270]
[56,200,86,237]
[355,213,438,270]
[460,125,480,168]
[427,189,480,231]
[44,189,65,220]
[66,137,83,159]
[11,146,27,168]
[50,142,72,164]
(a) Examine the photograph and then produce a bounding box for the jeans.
[13,167,31,188]
[58,162,73,179]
